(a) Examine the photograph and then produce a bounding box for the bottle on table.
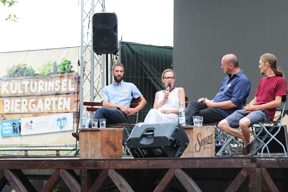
[82,106,89,128]
[179,102,186,126]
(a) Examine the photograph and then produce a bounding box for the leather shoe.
[241,144,251,155]
[72,132,79,141]
[248,139,263,156]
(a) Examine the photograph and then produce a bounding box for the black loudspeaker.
[127,122,189,158]
[93,13,118,54]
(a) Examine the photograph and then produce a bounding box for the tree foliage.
[2,0,18,21]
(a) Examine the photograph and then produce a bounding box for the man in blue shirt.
[73,63,146,140]
[91,63,147,125]
[185,54,251,125]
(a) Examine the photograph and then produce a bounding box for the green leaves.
[38,61,59,76]
[58,58,73,74]
[38,58,73,76]
[5,58,73,77]
[5,14,18,22]
[2,0,19,22]
[2,0,18,7]
[6,63,35,77]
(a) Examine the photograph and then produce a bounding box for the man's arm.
[205,100,236,109]
[102,100,128,114]
[244,96,282,113]
[247,97,257,106]
[127,96,147,116]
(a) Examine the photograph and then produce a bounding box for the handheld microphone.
[166,83,171,99]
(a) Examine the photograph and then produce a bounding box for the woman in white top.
[144,69,186,123]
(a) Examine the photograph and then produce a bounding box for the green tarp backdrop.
[119,41,173,122]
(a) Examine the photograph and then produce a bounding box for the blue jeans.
[89,107,126,127]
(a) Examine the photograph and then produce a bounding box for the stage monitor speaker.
[256,124,288,153]
[127,122,189,158]
[93,13,118,55]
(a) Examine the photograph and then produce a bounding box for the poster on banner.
[1,119,21,137]
[1,113,74,137]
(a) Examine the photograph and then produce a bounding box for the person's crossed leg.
[218,109,269,156]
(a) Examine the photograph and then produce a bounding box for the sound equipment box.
[127,122,189,158]
[92,12,118,55]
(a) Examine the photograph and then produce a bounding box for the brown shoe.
[72,132,79,141]
[241,144,251,155]
[248,139,263,156]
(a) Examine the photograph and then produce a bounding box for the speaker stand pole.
[106,54,109,85]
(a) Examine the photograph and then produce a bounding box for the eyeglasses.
[163,77,175,80]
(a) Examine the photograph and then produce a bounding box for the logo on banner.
[57,117,67,129]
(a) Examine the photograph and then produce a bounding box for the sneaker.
[241,144,251,155]
[248,139,263,156]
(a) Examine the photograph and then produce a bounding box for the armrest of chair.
[83,101,102,112]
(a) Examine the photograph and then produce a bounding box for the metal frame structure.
[79,0,106,130]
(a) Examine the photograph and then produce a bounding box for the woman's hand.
[163,89,170,100]
[161,109,170,114]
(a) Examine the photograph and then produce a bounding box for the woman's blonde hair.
[161,69,176,79]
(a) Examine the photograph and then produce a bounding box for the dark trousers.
[90,107,126,127]
[185,101,225,125]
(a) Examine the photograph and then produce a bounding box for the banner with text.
[0,73,80,138]
[1,113,73,137]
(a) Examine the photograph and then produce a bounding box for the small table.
[182,125,215,157]
[79,128,123,159]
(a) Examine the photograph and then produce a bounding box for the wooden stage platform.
[0,156,287,192]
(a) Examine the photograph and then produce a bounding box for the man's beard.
[114,75,123,83]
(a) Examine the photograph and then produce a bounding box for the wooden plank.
[261,168,279,192]
[60,169,81,192]
[256,158,288,168]
[80,169,92,192]
[12,169,37,192]
[108,169,134,192]
[249,168,262,192]
[175,169,202,192]
[0,158,257,170]
[4,169,37,192]
[225,168,249,192]
[0,147,74,151]
[41,169,62,192]
[0,169,8,191]
[89,169,110,192]
[83,102,102,107]
[154,169,175,192]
